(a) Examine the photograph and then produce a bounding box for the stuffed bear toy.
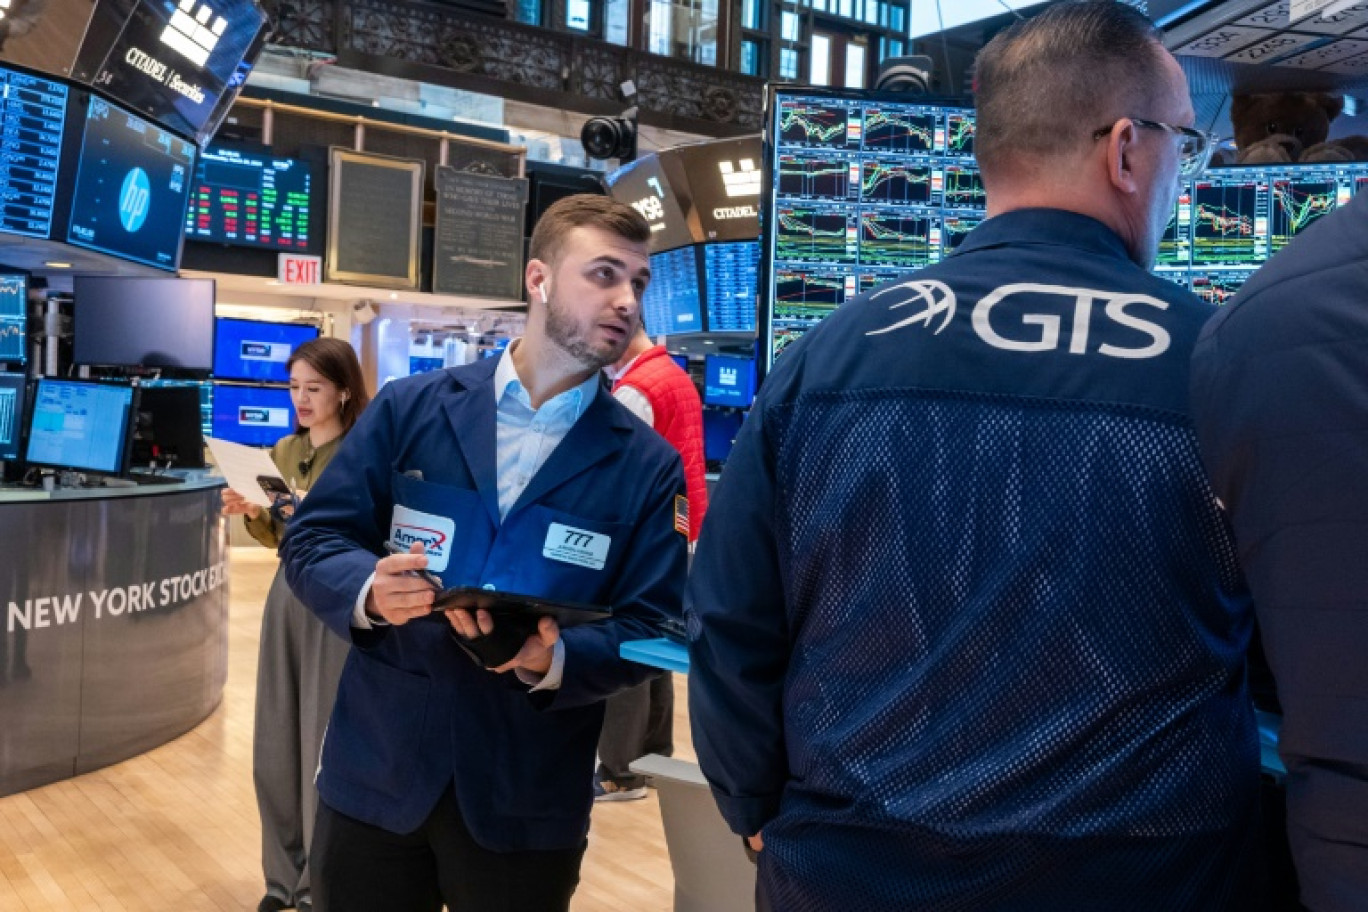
[1229,92,1368,164]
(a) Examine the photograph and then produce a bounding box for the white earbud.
[537,281,549,304]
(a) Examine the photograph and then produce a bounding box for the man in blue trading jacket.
[1191,193,1368,912]
[687,4,1260,911]
[280,195,687,912]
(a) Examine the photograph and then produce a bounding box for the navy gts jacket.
[687,209,1260,911]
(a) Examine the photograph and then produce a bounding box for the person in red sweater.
[595,324,708,800]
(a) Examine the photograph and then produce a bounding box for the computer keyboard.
[128,472,185,486]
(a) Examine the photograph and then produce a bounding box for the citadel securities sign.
[120,46,207,104]
[73,0,269,143]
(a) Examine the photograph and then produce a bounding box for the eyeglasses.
[1092,117,1217,178]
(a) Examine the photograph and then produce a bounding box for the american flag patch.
[674,495,689,537]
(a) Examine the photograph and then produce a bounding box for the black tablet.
[431,587,611,627]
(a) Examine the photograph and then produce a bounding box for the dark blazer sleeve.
[550,453,688,709]
[280,384,399,643]
[685,392,790,837]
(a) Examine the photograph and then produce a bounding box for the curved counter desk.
[0,475,228,797]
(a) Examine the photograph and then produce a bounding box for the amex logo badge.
[160,0,228,68]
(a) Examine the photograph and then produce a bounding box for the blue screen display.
[704,240,758,332]
[0,371,26,462]
[26,379,134,474]
[213,318,319,382]
[703,354,756,408]
[703,408,745,464]
[642,246,703,335]
[670,354,689,371]
[0,66,67,240]
[211,383,295,447]
[0,274,25,364]
[66,96,197,270]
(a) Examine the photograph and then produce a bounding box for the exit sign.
[279,253,322,285]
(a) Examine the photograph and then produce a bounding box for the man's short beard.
[545,300,618,371]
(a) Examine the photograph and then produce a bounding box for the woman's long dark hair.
[287,337,370,433]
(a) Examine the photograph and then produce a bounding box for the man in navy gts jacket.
[686,5,1260,910]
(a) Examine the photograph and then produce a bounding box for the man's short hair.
[974,1,1167,175]
[528,193,651,266]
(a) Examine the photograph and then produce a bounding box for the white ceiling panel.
[1224,30,1322,62]
[1174,25,1276,56]
[1235,2,1300,28]
[1275,37,1368,65]
[1296,3,1368,33]
[1319,49,1368,70]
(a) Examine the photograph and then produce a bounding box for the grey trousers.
[254,566,350,905]
[596,673,675,788]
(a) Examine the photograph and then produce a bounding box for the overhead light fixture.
[43,261,72,268]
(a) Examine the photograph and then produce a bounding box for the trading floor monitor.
[25,379,136,476]
[0,371,28,463]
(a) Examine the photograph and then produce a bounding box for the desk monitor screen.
[214,318,319,382]
[703,354,756,408]
[0,274,26,364]
[74,276,215,372]
[703,408,745,467]
[132,385,207,468]
[0,371,27,462]
[211,383,294,448]
[26,379,135,474]
[642,246,703,335]
[66,96,197,271]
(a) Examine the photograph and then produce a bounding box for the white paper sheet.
[205,436,288,508]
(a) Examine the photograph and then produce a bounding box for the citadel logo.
[718,159,761,198]
[161,0,227,68]
[866,279,956,337]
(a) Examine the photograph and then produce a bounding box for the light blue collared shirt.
[354,343,602,690]
[493,341,600,519]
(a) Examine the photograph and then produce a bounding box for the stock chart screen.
[185,147,315,251]
[765,90,984,366]
[0,66,68,240]
[1190,174,1266,268]
[1158,161,1368,303]
[764,89,1368,371]
[0,274,26,364]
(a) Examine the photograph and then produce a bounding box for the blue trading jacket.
[1191,193,1368,912]
[280,358,687,850]
[687,210,1260,911]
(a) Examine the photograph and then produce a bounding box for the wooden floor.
[0,547,690,911]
